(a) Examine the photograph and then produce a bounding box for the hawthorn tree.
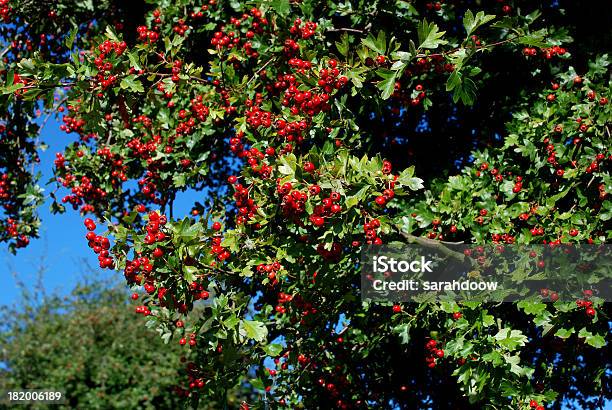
[0,0,610,408]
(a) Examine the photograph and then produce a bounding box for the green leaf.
[104,26,120,42]
[335,33,350,57]
[362,31,386,55]
[376,69,397,100]
[278,153,297,176]
[554,328,574,339]
[65,25,78,49]
[446,70,461,91]
[271,0,291,17]
[578,328,606,348]
[128,52,142,71]
[183,265,198,283]
[417,19,447,49]
[393,323,411,344]
[517,300,547,315]
[463,10,496,36]
[2,82,24,94]
[250,378,265,390]
[263,343,284,356]
[239,320,268,343]
[120,75,145,93]
[449,72,477,105]
[494,328,528,351]
[398,166,424,190]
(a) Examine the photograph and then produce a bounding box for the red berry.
[212,222,222,231]
[303,162,315,173]
[84,218,96,231]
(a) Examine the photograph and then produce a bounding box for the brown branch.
[398,230,466,262]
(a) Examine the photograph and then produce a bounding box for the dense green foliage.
[0,0,610,408]
[0,279,185,409]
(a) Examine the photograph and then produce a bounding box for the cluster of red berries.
[135,304,152,316]
[512,176,523,193]
[189,95,210,121]
[60,174,107,212]
[210,232,231,261]
[425,339,444,368]
[257,261,282,284]
[490,232,516,244]
[412,83,428,106]
[245,105,273,129]
[189,4,212,20]
[92,40,127,94]
[211,8,267,58]
[0,0,11,22]
[374,162,396,207]
[424,1,443,11]
[539,288,560,302]
[278,185,308,221]
[576,290,596,318]
[136,25,159,44]
[188,281,210,301]
[275,291,293,314]
[425,218,447,240]
[283,38,300,57]
[243,146,272,178]
[284,83,333,116]
[59,111,85,134]
[84,218,114,269]
[179,332,198,347]
[0,173,12,203]
[287,58,313,73]
[173,19,189,36]
[363,218,383,245]
[309,190,343,228]
[523,45,566,59]
[229,178,260,226]
[585,152,608,174]
[124,257,153,284]
[137,173,163,204]
[144,211,168,245]
[2,218,29,248]
[289,18,317,39]
[316,60,349,93]
[169,59,182,83]
[529,399,546,410]
[316,242,343,262]
[276,119,307,144]
[126,135,159,160]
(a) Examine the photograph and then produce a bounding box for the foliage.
[0,0,610,408]
[0,277,187,409]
